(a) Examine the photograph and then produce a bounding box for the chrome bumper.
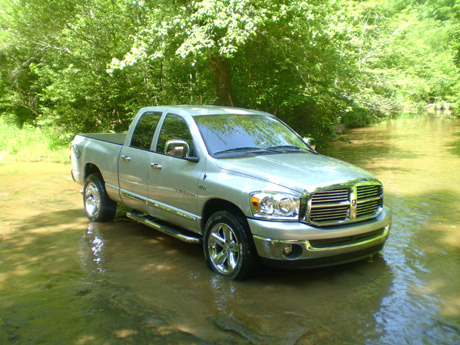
[248,206,391,267]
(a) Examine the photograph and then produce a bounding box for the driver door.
[147,113,204,231]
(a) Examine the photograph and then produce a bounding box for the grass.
[0,118,70,163]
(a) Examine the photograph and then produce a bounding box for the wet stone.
[213,314,268,344]
[294,324,345,345]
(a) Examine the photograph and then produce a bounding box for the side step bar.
[126,211,201,244]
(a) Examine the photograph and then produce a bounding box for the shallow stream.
[1,113,459,344]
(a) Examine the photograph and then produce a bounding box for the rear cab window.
[130,112,162,150]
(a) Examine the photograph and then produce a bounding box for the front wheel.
[83,173,117,222]
[203,210,257,280]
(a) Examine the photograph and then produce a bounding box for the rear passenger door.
[119,111,162,211]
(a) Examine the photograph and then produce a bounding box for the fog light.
[282,244,302,260]
[283,245,293,256]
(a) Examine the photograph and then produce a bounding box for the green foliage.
[343,0,460,118]
[1,0,460,158]
[0,117,69,162]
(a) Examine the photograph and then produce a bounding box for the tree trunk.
[209,54,234,107]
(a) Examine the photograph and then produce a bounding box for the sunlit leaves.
[177,0,267,57]
[1,0,460,138]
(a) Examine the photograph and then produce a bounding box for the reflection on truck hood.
[214,152,376,193]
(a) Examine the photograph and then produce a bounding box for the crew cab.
[70,105,392,279]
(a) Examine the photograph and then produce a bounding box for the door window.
[156,114,196,157]
[130,112,162,150]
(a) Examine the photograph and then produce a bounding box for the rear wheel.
[83,173,116,222]
[203,210,257,280]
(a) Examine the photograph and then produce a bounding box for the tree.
[0,0,77,125]
[111,0,360,140]
[2,0,460,144]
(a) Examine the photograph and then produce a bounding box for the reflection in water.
[210,275,237,313]
[79,223,106,274]
[89,229,104,271]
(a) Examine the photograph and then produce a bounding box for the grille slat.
[312,214,348,221]
[311,189,348,204]
[357,185,382,199]
[311,212,348,217]
[312,208,349,215]
[357,200,383,217]
[358,204,378,213]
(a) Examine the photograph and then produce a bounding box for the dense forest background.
[1,0,460,156]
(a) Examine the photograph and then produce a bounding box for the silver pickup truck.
[71,105,391,279]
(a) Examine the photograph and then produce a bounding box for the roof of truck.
[138,105,272,117]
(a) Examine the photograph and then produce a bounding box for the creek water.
[0,113,459,344]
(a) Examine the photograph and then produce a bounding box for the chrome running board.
[126,211,201,244]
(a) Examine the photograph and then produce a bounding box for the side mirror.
[165,140,190,158]
[303,137,316,150]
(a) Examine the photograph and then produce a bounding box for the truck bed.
[79,133,126,145]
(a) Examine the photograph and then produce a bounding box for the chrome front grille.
[356,185,383,218]
[310,189,349,223]
[305,181,383,226]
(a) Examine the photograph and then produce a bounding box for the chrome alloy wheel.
[85,181,102,218]
[207,223,240,275]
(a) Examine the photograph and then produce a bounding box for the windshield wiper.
[268,145,303,152]
[214,145,308,157]
[213,147,266,155]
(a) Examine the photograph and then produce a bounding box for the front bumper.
[248,206,391,268]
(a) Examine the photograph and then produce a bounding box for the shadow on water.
[0,209,89,344]
[1,208,84,270]
[323,135,423,168]
[0,209,216,344]
[448,132,460,157]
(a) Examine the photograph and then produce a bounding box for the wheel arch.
[201,198,250,233]
[84,163,103,181]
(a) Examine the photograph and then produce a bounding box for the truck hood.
[214,152,377,193]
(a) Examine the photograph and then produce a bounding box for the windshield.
[193,114,311,157]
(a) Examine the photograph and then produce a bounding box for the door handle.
[121,155,131,162]
[150,163,162,170]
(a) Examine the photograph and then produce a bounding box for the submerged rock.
[295,324,343,345]
[213,314,266,344]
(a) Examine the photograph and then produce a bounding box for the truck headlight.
[250,192,300,220]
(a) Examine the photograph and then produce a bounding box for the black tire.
[203,210,257,280]
[83,173,117,222]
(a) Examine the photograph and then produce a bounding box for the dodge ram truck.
[70,105,392,279]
